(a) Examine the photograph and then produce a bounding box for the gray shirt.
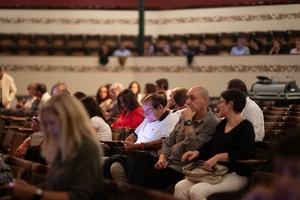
[159,108,220,173]
[46,138,103,200]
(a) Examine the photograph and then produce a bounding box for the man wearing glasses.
[104,92,179,184]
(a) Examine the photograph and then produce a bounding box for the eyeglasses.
[143,108,154,115]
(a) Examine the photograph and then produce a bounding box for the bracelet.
[140,142,145,150]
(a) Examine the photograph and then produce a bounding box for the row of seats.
[1,30,299,56]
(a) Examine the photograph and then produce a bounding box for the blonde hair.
[40,93,98,163]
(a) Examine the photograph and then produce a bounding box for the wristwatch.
[184,120,193,126]
[33,188,43,200]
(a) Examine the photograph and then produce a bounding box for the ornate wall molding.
[0,12,299,25]
[2,64,300,73]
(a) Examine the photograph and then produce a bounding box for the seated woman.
[80,96,112,142]
[9,93,104,200]
[143,83,156,100]
[174,89,255,200]
[110,89,144,129]
[95,85,112,112]
[15,116,43,160]
[16,83,39,111]
[129,81,143,105]
[269,40,285,54]
[106,82,124,119]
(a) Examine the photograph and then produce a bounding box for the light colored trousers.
[174,172,249,200]
[110,162,128,184]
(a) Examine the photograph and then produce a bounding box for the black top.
[198,119,255,177]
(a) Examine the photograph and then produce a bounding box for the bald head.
[190,86,209,100]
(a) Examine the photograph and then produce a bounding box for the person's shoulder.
[241,119,254,127]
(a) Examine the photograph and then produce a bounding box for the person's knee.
[189,185,207,200]
[110,162,127,183]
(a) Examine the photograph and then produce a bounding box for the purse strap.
[187,160,219,174]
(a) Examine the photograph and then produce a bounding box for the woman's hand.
[182,151,199,161]
[204,155,219,171]
[10,179,36,199]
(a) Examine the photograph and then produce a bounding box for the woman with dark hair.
[143,83,156,99]
[110,89,144,129]
[175,89,255,200]
[80,96,112,141]
[269,40,285,54]
[129,81,143,104]
[95,85,112,111]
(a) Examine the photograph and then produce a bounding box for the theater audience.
[36,83,51,107]
[290,40,300,54]
[95,85,112,112]
[128,81,143,104]
[195,42,211,55]
[230,38,250,55]
[168,87,188,117]
[160,42,173,56]
[72,91,87,100]
[0,156,13,185]
[9,93,104,200]
[80,96,112,142]
[15,116,43,159]
[249,38,263,54]
[144,42,156,56]
[110,89,144,129]
[113,42,132,57]
[104,92,179,184]
[50,82,68,96]
[227,79,265,141]
[174,89,255,200]
[156,78,171,100]
[0,67,17,109]
[143,83,156,99]
[244,133,300,200]
[127,86,220,189]
[177,42,194,65]
[269,40,285,54]
[16,83,39,111]
[106,82,124,119]
[99,44,111,65]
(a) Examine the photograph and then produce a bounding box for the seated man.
[290,40,300,54]
[113,42,132,57]
[227,79,265,141]
[103,92,179,184]
[127,86,220,189]
[168,87,188,117]
[230,38,250,55]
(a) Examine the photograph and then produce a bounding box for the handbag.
[182,160,228,184]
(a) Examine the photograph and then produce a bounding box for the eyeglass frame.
[143,108,155,115]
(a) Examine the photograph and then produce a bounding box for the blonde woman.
[10,93,104,200]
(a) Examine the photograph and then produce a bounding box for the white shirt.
[41,92,51,103]
[113,49,132,57]
[24,96,37,109]
[241,97,265,141]
[290,48,300,54]
[135,112,179,144]
[230,46,250,55]
[91,116,112,141]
